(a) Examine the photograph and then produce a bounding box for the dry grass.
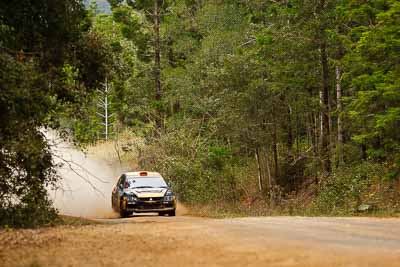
[56,215,100,226]
[85,131,144,170]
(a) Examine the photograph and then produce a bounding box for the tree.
[97,78,113,140]
[0,0,109,227]
[109,0,170,133]
[344,0,400,171]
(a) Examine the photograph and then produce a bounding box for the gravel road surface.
[1,215,399,267]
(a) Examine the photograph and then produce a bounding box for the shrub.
[312,162,399,215]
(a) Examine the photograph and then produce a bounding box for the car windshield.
[126,176,168,189]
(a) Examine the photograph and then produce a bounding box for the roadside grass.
[55,215,100,226]
[0,215,99,230]
[185,202,400,219]
[186,204,248,218]
[184,202,309,219]
[0,215,98,229]
[23,260,42,267]
[19,215,99,228]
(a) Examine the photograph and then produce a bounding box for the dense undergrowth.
[89,135,400,217]
[311,162,400,216]
[171,161,400,217]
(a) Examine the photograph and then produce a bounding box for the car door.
[112,175,123,209]
[117,175,126,211]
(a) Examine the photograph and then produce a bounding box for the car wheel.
[158,211,166,216]
[168,210,176,217]
[120,210,129,218]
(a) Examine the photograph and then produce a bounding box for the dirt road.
[1,215,399,267]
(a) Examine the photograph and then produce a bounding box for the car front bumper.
[125,199,176,213]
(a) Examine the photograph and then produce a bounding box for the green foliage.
[61,9,141,144]
[313,162,400,215]
[0,189,58,228]
[0,56,59,227]
[61,90,104,145]
[62,64,80,87]
[138,122,252,205]
[0,0,110,227]
[85,0,111,14]
[344,0,400,166]
[207,146,232,171]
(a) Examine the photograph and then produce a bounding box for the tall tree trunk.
[255,147,263,192]
[361,143,367,160]
[313,112,319,156]
[320,40,331,176]
[154,0,163,132]
[287,105,293,157]
[336,65,344,165]
[307,113,313,151]
[272,122,279,178]
[296,111,300,157]
[264,149,274,205]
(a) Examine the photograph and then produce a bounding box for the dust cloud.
[47,132,123,218]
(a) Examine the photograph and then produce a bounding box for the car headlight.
[128,194,138,202]
[164,190,175,201]
[164,195,175,201]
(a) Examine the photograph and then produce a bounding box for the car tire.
[120,210,129,218]
[158,211,166,216]
[168,210,176,217]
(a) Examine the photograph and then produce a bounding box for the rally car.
[111,171,176,218]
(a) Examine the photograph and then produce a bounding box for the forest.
[0,0,399,227]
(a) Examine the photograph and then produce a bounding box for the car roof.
[124,171,162,178]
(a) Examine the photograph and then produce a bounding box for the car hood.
[125,187,168,198]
